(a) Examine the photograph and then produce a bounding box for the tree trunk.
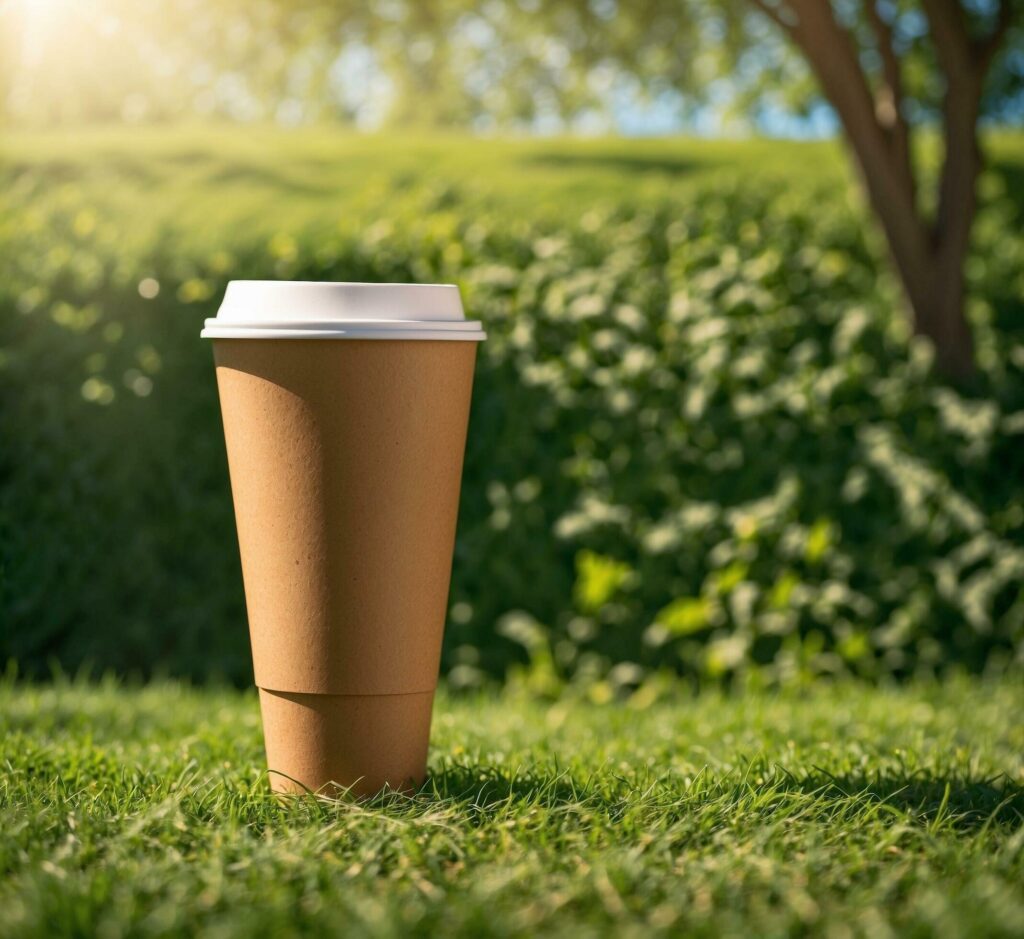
[914,258,976,380]
[752,0,997,382]
[913,11,984,384]
[858,106,979,383]
[862,152,978,382]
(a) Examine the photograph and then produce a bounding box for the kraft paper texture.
[259,688,435,796]
[214,338,477,696]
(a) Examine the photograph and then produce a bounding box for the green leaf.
[805,518,834,563]
[657,597,712,635]
[769,572,799,610]
[709,561,749,595]
[574,550,632,613]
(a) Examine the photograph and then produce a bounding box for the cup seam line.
[258,687,437,698]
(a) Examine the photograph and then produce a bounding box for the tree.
[747,0,1018,379]
[455,0,1020,380]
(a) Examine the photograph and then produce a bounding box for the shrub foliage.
[2,160,1023,684]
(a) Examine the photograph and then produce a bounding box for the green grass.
[2,676,1022,937]
[5,126,1022,254]
[0,126,850,241]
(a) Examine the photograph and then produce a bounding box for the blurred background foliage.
[4,0,1022,132]
[1,0,1023,688]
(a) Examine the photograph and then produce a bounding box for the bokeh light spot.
[81,377,115,406]
[138,278,160,299]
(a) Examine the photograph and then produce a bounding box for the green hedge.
[2,171,1023,686]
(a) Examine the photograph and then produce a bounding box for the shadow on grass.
[1,156,163,186]
[415,760,1024,834]
[423,761,605,809]
[521,152,698,177]
[788,766,1024,832]
[204,163,336,196]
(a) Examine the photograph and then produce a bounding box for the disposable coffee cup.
[202,281,485,796]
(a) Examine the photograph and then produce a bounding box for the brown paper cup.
[213,337,476,795]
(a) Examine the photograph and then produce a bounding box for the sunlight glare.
[12,0,111,61]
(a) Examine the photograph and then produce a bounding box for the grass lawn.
[0,127,851,246]
[4,126,1022,253]
[2,676,1022,937]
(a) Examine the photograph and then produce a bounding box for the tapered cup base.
[258,688,435,798]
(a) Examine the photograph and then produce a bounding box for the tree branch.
[864,1,903,122]
[921,0,975,79]
[920,0,985,274]
[777,0,931,303]
[976,0,1013,76]
[748,0,797,36]
[863,0,914,199]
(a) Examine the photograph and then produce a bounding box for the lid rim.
[221,280,459,288]
[203,317,484,329]
[201,329,486,341]
[202,280,484,340]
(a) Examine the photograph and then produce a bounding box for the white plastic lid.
[200,281,486,341]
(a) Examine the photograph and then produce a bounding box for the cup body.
[213,336,477,795]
